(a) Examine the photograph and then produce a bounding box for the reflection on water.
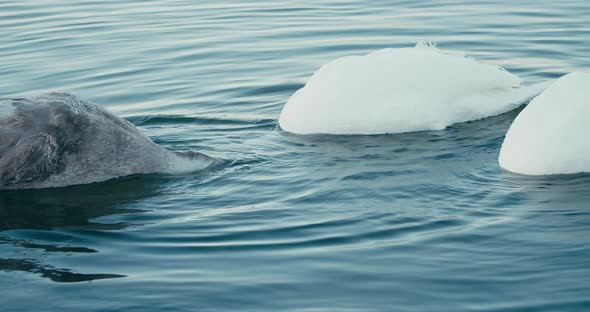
[0,258,125,283]
[0,175,162,282]
[0,175,160,231]
[0,236,97,253]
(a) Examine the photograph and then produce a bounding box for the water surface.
[1,1,590,311]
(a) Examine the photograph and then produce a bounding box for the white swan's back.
[499,72,590,175]
[279,43,548,135]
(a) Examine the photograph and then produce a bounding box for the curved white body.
[499,72,590,175]
[279,43,547,135]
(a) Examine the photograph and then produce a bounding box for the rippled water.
[1,1,590,311]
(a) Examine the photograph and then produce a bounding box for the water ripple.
[2,0,590,311]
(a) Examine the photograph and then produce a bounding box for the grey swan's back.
[0,93,220,189]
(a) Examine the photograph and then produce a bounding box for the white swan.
[279,43,548,135]
[499,72,590,175]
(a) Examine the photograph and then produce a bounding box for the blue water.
[1,1,590,311]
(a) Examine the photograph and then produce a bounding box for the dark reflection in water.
[0,236,97,253]
[0,258,125,282]
[0,175,163,282]
[0,175,161,231]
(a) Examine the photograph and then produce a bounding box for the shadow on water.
[0,175,164,282]
[0,175,163,231]
[0,258,125,283]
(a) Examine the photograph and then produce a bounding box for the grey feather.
[0,93,219,189]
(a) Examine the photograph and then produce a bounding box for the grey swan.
[0,93,220,189]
